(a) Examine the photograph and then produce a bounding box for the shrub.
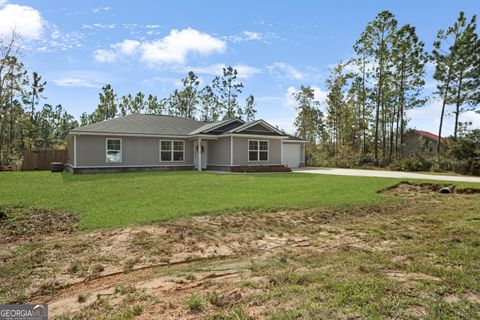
[390,157,433,172]
[185,293,204,312]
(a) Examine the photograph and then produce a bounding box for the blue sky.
[1,0,479,134]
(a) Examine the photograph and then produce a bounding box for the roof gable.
[188,118,244,135]
[228,120,285,136]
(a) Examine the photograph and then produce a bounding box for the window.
[160,140,184,162]
[249,140,268,162]
[106,138,122,163]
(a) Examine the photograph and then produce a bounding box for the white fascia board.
[220,133,288,139]
[70,131,190,139]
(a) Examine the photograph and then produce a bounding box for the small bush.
[78,293,87,303]
[90,264,104,276]
[185,293,204,313]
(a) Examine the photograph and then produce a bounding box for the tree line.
[0,34,78,166]
[80,67,257,126]
[294,11,479,166]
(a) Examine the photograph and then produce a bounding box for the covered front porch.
[190,135,291,172]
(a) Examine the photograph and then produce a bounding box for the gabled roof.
[414,130,447,143]
[70,114,290,138]
[70,114,207,136]
[227,119,285,136]
[188,118,244,135]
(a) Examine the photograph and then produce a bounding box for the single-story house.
[65,114,306,173]
[404,129,448,156]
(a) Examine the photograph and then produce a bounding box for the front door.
[194,140,207,169]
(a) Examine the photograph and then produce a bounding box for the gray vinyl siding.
[207,137,231,165]
[74,135,194,167]
[232,137,281,166]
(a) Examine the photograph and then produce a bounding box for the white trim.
[230,119,285,135]
[188,134,219,140]
[281,140,283,164]
[198,138,202,171]
[73,135,77,167]
[159,140,185,162]
[106,138,122,164]
[220,133,288,139]
[230,136,233,166]
[71,132,190,138]
[69,131,287,140]
[248,139,269,162]
[282,140,308,143]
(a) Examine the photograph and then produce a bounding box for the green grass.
[1,171,478,229]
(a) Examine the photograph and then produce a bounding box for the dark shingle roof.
[285,134,305,141]
[188,118,243,135]
[70,114,208,136]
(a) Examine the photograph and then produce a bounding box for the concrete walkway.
[293,167,480,183]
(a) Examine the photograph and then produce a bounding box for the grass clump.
[185,293,204,313]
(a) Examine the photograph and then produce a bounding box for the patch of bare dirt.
[381,181,480,197]
[385,271,442,283]
[0,206,78,244]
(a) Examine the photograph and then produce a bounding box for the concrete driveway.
[293,167,480,183]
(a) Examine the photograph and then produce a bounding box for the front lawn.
[0,171,478,229]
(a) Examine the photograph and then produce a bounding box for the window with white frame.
[106,138,122,163]
[160,140,184,162]
[249,140,268,161]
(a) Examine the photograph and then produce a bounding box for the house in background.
[404,129,448,156]
[65,114,305,173]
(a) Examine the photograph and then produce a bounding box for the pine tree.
[391,25,427,156]
[432,12,476,152]
[212,66,244,119]
[356,11,398,163]
[179,71,200,118]
[449,14,479,139]
[243,95,257,121]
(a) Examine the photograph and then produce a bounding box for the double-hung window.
[249,140,268,161]
[160,140,184,162]
[106,138,122,163]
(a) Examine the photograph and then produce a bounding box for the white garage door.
[283,144,301,168]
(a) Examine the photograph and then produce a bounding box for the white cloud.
[224,30,275,43]
[93,6,110,14]
[267,62,305,81]
[51,71,109,88]
[140,28,226,65]
[0,0,7,7]
[94,28,226,65]
[146,24,160,29]
[112,39,140,55]
[0,3,45,40]
[93,49,117,63]
[187,63,261,78]
[82,23,115,30]
[53,78,100,88]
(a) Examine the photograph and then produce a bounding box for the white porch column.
[73,134,77,167]
[198,137,202,172]
[230,136,233,166]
